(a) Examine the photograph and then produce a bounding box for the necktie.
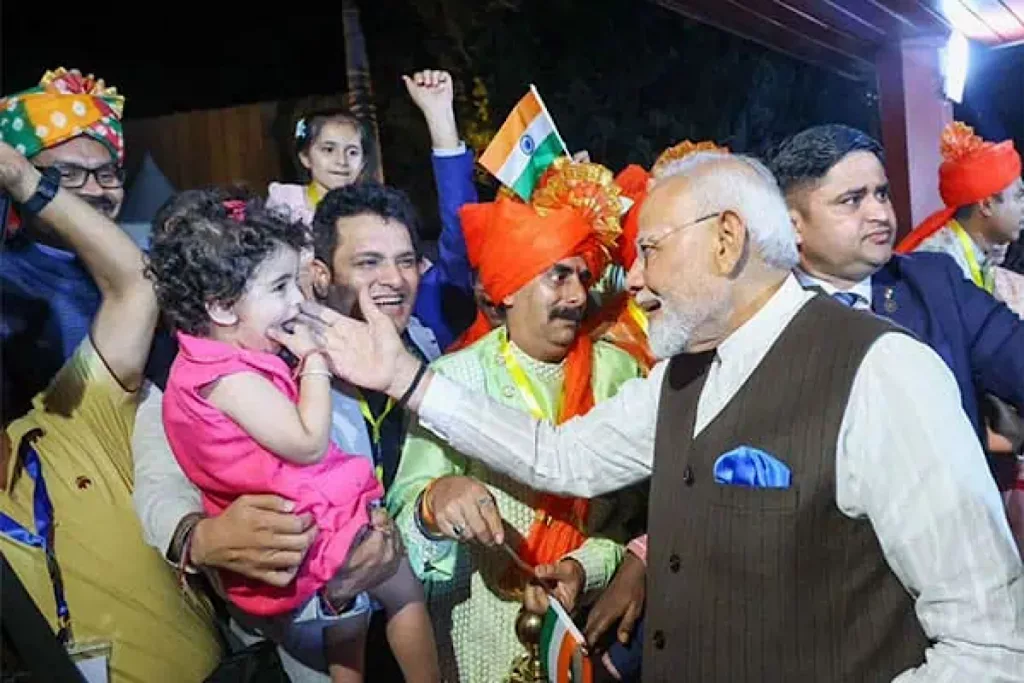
[832,291,861,308]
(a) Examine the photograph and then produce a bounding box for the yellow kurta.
[1,338,221,683]
[387,327,645,682]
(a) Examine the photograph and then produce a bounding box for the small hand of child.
[269,320,322,361]
[369,503,392,532]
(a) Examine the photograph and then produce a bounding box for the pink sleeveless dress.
[163,333,384,616]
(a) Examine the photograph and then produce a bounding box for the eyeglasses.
[36,163,125,189]
[635,212,721,265]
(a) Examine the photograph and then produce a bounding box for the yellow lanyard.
[357,392,393,484]
[357,393,394,444]
[499,328,564,528]
[950,220,994,293]
[498,328,555,421]
[626,298,649,335]
[306,182,325,209]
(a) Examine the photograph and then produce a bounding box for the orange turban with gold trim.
[461,197,603,308]
[897,122,1021,253]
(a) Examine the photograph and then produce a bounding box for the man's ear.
[206,300,238,327]
[310,258,332,301]
[715,210,748,275]
[788,207,806,247]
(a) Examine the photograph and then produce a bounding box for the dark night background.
[3,0,1022,238]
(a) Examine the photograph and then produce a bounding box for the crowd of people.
[1,64,1023,683]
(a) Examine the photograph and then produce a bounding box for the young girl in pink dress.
[146,192,439,683]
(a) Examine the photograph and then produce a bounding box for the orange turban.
[461,197,604,309]
[614,164,650,269]
[897,122,1022,253]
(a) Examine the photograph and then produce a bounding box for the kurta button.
[653,629,666,649]
[502,386,515,398]
[682,466,694,486]
[669,554,681,572]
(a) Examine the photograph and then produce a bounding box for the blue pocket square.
[713,446,792,489]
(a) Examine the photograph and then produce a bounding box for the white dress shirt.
[794,267,873,310]
[416,273,1024,682]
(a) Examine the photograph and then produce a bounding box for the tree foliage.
[362,0,879,238]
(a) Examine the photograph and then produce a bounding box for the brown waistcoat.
[643,295,929,682]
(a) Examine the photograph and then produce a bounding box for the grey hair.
[652,151,799,270]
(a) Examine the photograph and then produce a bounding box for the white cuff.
[432,142,467,158]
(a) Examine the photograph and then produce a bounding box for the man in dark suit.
[768,124,1024,477]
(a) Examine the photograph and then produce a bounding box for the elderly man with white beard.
[288,152,1024,682]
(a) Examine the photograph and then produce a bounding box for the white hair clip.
[295,118,308,140]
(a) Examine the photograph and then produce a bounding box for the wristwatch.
[18,168,60,215]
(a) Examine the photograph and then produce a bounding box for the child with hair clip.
[268,109,372,226]
[145,192,440,683]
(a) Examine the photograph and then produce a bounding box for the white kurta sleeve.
[416,362,666,498]
[837,332,1024,683]
[132,383,203,559]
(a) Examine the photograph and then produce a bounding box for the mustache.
[549,306,585,323]
[83,196,117,214]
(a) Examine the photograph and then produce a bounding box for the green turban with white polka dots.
[0,67,125,163]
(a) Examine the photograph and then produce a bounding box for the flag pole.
[529,84,572,158]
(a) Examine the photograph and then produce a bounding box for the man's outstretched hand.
[282,289,431,407]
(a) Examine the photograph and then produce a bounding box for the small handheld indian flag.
[539,598,593,683]
[479,85,571,200]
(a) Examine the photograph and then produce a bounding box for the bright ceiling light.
[943,31,970,103]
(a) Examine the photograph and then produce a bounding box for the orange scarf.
[515,332,595,566]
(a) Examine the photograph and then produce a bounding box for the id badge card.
[67,640,112,683]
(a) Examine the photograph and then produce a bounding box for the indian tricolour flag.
[479,85,570,200]
[539,599,593,683]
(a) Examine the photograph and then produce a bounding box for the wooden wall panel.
[124,102,285,194]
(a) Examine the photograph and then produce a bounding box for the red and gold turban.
[614,164,651,270]
[0,68,125,162]
[897,122,1021,253]
[651,139,729,179]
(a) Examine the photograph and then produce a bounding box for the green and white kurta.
[386,327,644,682]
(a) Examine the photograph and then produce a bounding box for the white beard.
[647,292,725,359]
[648,301,697,359]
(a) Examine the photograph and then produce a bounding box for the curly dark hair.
[311,181,421,265]
[145,189,308,336]
[768,124,885,198]
[151,185,259,238]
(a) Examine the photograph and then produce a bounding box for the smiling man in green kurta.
[386,181,642,682]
